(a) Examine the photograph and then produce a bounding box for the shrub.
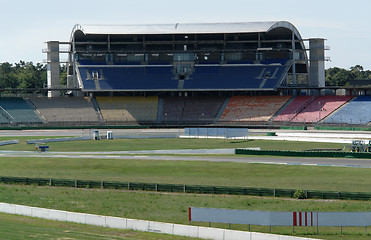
[293,190,307,199]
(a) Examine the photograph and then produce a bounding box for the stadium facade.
[46,21,326,97]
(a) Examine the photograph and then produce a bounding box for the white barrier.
[15,204,32,216]
[106,216,126,229]
[184,127,249,139]
[27,136,91,144]
[0,140,19,146]
[0,202,317,240]
[191,207,371,227]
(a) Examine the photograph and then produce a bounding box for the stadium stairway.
[268,96,295,124]
[291,96,353,124]
[274,96,317,123]
[0,97,42,125]
[214,97,230,124]
[90,97,105,124]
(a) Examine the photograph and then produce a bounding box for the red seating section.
[220,96,291,122]
[274,96,316,122]
[291,96,353,123]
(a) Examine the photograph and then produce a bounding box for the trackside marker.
[293,212,297,226]
[293,212,315,226]
[310,212,313,226]
[189,207,192,222]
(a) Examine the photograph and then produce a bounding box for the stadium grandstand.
[62,21,316,95]
[5,21,370,127]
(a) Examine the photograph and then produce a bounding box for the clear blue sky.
[0,0,370,70]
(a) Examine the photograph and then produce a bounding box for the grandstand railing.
[2,176,371,201]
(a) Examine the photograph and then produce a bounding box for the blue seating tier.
[78,61,289,91]
[78,66,177,90]
[323,96,371,125]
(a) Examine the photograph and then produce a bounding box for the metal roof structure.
[71,21,303,40]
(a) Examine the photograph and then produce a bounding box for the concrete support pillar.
[309,38,325,87]
[291,32,297,95]
[46,41,60,97]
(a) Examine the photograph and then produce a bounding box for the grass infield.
[0,157,369,192]
[1,185,371,240]
[0,212,199,240]
[0,137,369,239]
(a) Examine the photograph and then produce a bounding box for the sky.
[0,0,370,70]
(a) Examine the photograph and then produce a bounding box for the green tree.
[0,62,18,88]
[15,61,46,89]
[60,64,67,85]
[325,65,371,86]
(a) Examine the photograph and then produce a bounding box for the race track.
[1,128,371,168]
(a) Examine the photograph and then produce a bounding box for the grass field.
[0,212,199,240]
[0,136,370,239]
[0,156,370,192]
[1,185,371,240]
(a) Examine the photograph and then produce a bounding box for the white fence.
[27,136,91,144]
[0,140,19,146]
[183,128,249,139]
[190,207,371,227]
[0,202,316,240]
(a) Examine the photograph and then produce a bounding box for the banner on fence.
[190,207,371,227]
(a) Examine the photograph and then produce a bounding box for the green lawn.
[0,156,370,192]
[0,212,199,240]
[0,137,369,239]
[1,185,371,240]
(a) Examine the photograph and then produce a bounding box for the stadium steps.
[274,96,317,122]
[26,99,47,123]
[268,96,294,124]
[214,97,230,124]
[291,96,353,123]
[156,98,164,123]
[0,97,43,125]
[90,97,105,124]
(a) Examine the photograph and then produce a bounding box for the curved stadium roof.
[71,21,303,40]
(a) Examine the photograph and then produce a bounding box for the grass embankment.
[1,185,371,240]
[0,212,198,240]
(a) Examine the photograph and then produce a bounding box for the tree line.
[0,61,66,89]
[325,65,371,86]
[0,61,369,89]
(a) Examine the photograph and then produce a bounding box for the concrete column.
[46,41,60,97]
[309,38,325,87]
[291,32,296,85]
